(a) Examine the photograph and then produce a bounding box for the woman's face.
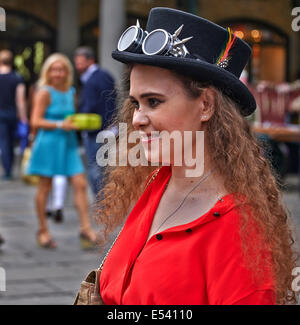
[48,60,68,88]
[130,64,207,166]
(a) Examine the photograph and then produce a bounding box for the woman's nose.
[132,109,150,130]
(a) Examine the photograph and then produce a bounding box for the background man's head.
[74,46,95,75]
[0,49,13,67]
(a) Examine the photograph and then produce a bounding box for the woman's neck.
[169,165,227,202]
[169,145,227,197]
[49,83,68,92]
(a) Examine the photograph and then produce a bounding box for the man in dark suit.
[74,47,116,195]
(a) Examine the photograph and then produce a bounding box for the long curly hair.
[95,67,299,305]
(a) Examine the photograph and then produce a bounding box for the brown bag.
[73,269,104,305]
[73,230,121,305]
[73,168,160,305]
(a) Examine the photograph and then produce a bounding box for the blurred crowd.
[1,45,300,251]
[0,47,117,249]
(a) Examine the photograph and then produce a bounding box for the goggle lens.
[118,26,138,51]
[143,30,167,55]
[117,22,192,58]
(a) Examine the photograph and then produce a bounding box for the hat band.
[117,20,193,58]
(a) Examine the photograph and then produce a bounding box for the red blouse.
[100,166,276,305]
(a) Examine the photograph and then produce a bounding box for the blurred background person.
[0,233,4,248]
[46,175,68,223]
[0,49,27,180]
[74,46,116,196]
[27,81,68,223]
[27,53,97,249]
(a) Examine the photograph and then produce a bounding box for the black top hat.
[112,7,256,116]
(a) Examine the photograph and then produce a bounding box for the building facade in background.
[0,0,300,85]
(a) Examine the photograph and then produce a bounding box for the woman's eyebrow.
[129,92,166,100]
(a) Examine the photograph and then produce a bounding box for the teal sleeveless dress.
[27,86,84,177]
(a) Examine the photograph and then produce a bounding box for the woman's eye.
[130,98,162,110]
[131,100,139,110]
[148,98,161,108]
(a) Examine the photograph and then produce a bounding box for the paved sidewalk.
[0,170,110,305]
[0,165,299,305]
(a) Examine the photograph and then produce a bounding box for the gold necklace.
[153,169,214,234]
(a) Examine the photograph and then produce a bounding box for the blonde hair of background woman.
[37,53,73,89]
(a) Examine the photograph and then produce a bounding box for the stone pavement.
[0,163,299,305]
[0,162,112,305]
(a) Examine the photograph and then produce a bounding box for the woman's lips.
[140,133,161,144]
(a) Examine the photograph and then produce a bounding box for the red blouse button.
[213,212,221,217]
[156,234,163,240]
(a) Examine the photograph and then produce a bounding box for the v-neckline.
[143,167,232,243]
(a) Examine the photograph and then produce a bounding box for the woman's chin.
[143,149,172,166]
[144,149,159,165]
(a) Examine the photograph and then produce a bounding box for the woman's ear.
[199,88,215,121]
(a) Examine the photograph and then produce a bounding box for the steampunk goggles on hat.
[112,7,257,116]
[117,20,193,58]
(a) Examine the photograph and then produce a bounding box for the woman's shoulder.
[35,86,51,100]
[216,193,248,219]
[204,193,249,240]
[38,85,75,97]
[209,194,266,250]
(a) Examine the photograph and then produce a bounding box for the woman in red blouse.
[96,8,298,305]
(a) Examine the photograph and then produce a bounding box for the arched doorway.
[218,18,289,84]
[0,9,56,85]
[80,19,99,58]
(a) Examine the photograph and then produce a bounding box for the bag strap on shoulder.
[99,168,161,271]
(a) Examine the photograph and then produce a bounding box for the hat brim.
[112,50,256,117]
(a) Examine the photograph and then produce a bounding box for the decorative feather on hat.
[216,28,237,68]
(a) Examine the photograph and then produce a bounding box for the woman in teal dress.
[28,53,97,249]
